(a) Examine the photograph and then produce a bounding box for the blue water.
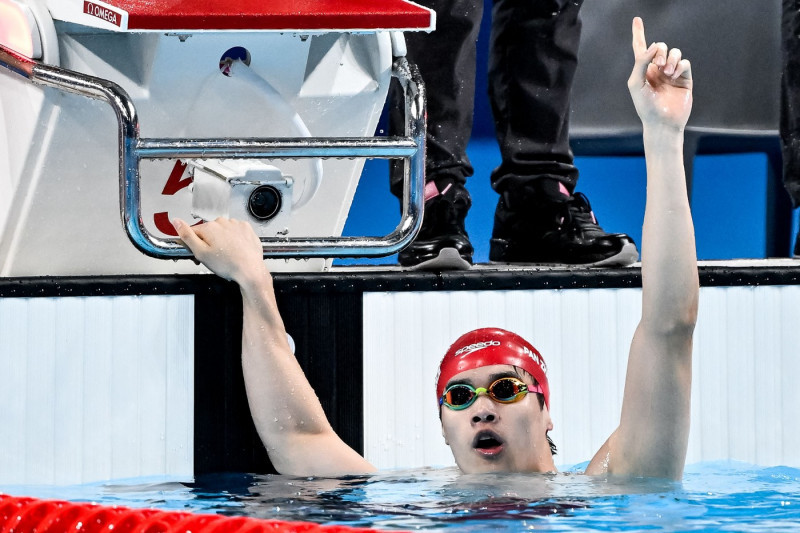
[4,462,800,531]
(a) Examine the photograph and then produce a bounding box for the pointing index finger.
[629,17,656,88]
[632,16,647,56]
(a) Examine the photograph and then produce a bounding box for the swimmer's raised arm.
[586,17,698,479]
[175,218,376,476]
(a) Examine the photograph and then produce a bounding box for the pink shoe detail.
[558,182,571,197]
[424,181,452,201]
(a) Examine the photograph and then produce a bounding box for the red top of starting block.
[84,0,434,31]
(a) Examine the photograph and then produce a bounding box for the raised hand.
[628,17,693,130]
[173,217,267,288]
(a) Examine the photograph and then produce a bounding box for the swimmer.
[174,17,697,479]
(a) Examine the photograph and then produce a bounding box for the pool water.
[3,462,800,531]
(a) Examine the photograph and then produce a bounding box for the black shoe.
[489,186,638,267]
[398,181,474,270]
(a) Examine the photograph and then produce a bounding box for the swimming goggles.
[439,377,542,410]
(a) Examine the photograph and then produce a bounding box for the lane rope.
[0,494,389,533]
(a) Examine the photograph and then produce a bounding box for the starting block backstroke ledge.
[0,0,434,275]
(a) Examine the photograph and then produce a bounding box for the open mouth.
[473,431,504,455]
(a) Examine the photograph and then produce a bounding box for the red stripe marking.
[153,212,203,236]
[161,160,192,196]
[98,0,432,31]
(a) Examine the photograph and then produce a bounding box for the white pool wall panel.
[363,285,800,470]
[0,295,194,485]
[4,283,798,484]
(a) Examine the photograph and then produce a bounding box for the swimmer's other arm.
[585,18,698,480]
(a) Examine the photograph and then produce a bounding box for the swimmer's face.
[439,364,555,474]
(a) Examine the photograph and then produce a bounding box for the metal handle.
[0,44,426,259]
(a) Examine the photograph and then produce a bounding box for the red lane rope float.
[0,494,392,533]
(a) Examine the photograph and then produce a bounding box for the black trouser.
[782,0,800,206]
[390,0,582,200]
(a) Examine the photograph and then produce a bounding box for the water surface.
[4,462,800,531]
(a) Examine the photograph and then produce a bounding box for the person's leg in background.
[488,0,638,265]
[389,0,481,269]
[781,0,800,255]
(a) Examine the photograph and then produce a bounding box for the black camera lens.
[248,186,282,220]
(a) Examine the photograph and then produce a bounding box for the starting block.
[0,0,433,274]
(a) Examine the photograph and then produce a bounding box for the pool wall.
[0,293,194,484]
[1,266,799,484]
[363,282,800,469]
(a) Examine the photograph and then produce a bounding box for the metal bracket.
[0,44,426,259]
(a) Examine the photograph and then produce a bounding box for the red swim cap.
[436,327,550,409]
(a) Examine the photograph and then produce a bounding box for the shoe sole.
[589,242,640,267]
[489,241,640,268]
[406,248,472,271]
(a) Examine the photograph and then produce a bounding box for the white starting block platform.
[0,0,433,275]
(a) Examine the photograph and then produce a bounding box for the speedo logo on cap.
[455,340,500,357]
[523,346,547,373]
